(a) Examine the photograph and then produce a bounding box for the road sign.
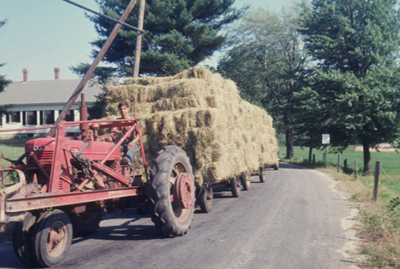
[322,134,330,145]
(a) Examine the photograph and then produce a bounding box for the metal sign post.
[322,134,330,168]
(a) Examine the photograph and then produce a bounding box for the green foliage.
[0,20,11,93]
[299,0,400,172]
[0,138,28,169]
[81,0,246,77]
[217,5,310,159]
[0,20,11,114]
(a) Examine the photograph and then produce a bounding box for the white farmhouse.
[0,68,109,138]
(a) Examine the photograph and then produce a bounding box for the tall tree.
[218,6,310,159]
[0,20,11,113]
[81,0,245,77]
[300,0,400,172]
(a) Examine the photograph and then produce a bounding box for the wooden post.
[323,152,327,168]
[133,0,146,78]
[337,155,341,172]
[373,161,381,201]
[355,160,358,179]
[313,154,315,165]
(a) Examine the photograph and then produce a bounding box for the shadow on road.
[72,209,161,245]
[278,162,311,170]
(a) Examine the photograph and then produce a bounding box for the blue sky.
[0,0,299,82]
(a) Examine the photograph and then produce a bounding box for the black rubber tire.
[33,209,73,267]
[230,177,241,197]
[240,172,251,191]
[198,184,213,213]
[148,146,196,237]
[70,203,103,237]
[273,163,279,170]
[259,167,266,183]
[12,212,37,267]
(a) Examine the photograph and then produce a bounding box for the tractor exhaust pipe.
[80,93,89,138]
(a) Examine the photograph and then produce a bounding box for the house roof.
[0,79,117,106]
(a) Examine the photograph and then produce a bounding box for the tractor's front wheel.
[33,209,73,267]
[12,212,37,267]
[148,146,196,237]
[70,203,103,237]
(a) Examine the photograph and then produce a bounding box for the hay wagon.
[105,67,279,213]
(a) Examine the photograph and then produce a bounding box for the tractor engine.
[25,136,122,192]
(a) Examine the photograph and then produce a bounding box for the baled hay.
[105,67,278,185]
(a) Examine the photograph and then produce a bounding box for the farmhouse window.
[40,110,55,125]
[59,110,75,122]
[6,112,21,124]
[23,111,37,126]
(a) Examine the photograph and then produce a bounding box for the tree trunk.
[362,140,371,173]
[286,127,294,159]
[308,146,313,162]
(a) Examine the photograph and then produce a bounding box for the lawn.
[280,146,400,196]
[0,138,28,169]
[281,146,400,175]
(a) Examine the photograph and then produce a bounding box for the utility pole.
[133,0,146,78]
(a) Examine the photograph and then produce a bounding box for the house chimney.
[23,68,28,82]
[54,67,60,80]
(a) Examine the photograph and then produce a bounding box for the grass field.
[280,146,400,196]
[0,138,28,169]
[281,146,400,175]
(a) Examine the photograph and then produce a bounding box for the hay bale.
[105,67,278,186]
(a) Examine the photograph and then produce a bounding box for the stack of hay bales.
[104,67,278,186]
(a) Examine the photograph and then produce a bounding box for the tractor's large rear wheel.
[148,146,195,237]
[33,209,72,267]
[12,212,37,267]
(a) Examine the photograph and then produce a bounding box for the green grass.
[281,146,400,175]
[0,137,28,169]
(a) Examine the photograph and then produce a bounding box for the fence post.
[323,152,327,168]
[313,154,315,165]
[373,161,381,201]
[337,155,341,172]
[355,160,358,179]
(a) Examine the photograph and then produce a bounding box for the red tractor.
[0,103,196,267]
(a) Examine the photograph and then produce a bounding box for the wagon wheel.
[148,146,196,237]
[33,209,73,267]
[273,162,279,170]
[70,203,103,237]
[198,183,213,213]
[12,212,37,267]
[240,172,251,191]
[230,177,241,197]
[259,167,266,183]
